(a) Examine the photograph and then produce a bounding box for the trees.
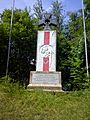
[84,0,90,73]
[0,9,37,85]
[33,0,44,19]
[65,8,90,90]
[0,23,8,77]
[51,0,63,31]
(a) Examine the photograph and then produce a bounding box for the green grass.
[0,79,90,120]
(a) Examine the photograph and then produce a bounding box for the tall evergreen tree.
[33,0,44,19]
[51,0,63,31]
[65,11,89,90]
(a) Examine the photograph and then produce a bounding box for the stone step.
[27,84,63,92]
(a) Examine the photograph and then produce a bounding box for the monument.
[28,12,62,91]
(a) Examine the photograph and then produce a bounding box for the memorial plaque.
[30,71,61,85]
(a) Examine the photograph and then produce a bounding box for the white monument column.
[36,31,56,72]
[28,12,62,92]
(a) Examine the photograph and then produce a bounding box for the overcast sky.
[0,0,82,13]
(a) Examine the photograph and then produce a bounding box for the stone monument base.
[27,71,62,92]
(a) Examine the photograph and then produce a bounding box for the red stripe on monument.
[43,32,50,72]
[44,32,50,45]
[43,57,49,72]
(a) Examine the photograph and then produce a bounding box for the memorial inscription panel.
[31,72,61,85]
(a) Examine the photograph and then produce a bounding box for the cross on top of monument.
[38,12,57,30]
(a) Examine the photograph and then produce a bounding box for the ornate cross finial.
[38,12,57,30]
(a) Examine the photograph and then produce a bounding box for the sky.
[0,0,82,14]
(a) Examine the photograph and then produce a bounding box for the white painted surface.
[36,31,56,72]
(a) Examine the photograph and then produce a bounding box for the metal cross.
[38,12,57,30]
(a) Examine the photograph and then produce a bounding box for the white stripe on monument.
[36,31,44,71]
[49,31,56,71]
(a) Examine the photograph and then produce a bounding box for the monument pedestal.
[27,71,62,92]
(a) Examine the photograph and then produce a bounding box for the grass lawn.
[0,80,90,120]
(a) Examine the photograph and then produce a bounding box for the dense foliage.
[0,0,90,90]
